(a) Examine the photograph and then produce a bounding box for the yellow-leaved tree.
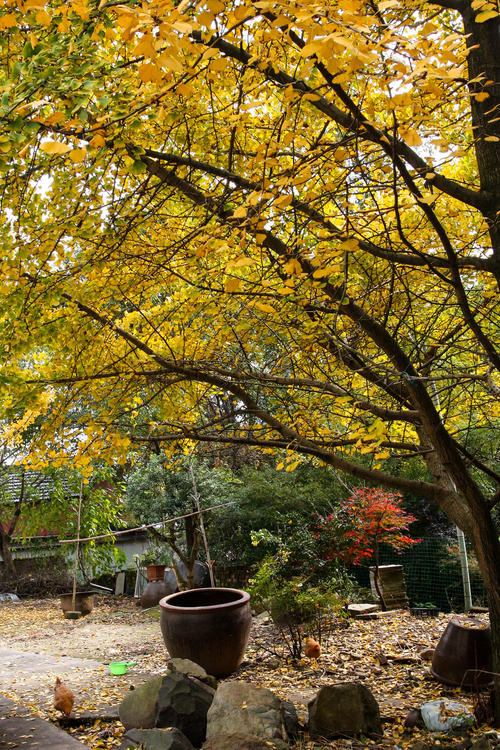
[0,0,499,714]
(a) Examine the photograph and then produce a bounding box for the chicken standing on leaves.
[54,677,74,717]
[304,637,321,659]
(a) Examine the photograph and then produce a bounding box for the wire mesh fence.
[351,536,487,612]
[214,536,487,613]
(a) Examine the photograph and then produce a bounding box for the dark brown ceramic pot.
[59,591,95,616]
[431,617,492,687]
[159,587,252,677]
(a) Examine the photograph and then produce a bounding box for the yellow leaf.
[284,258,302,275]
[334,147,348,161]
[232,206,248,219]
[175,83,193,96]
[40,141,71,155]
[69,148,87,163]
[475,9,499,21]
[135,35,157,59]
[313,265,339,279]
[18,143,31,158]
[206,0,225,11]
[275,194,293,208]
[399,127,422,147]
[224,277,241,293]
[209,57,229,71]
[172,21,193,32]
[484,135,499,142]
[0,14,17,29]
[255,302,277,313]
[158,54,184,73]
[474,92,490,101]
[138,63,163,83]
[89,133,106,147]
[35,9,51,25]
[300,41,324,58]
[340,238,360,252]
[233,256,256,268]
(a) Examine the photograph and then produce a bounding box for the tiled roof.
[0,468,78,502]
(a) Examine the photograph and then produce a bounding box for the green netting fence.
[215,536,487,613]
[350,536,487,612]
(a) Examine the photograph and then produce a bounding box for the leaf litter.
[0,598,491,748]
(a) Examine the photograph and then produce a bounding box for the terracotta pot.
[431,617,492,687]
[147,564,166,582]
[141,579,171,609]
[59,591,95,617]
[159,587,252,677]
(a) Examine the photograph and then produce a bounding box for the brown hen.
[304,636,322,659]
[54,677,74,717]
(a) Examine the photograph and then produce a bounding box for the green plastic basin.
[109,661,135,675]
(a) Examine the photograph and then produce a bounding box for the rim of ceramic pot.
[60,591,95,597]
[449,617,491,632]
[159,587,250,612]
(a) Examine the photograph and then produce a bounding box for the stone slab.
[0,648,102,681]
[0,648,102,683]
[357,609,405,620]
[0,694,89,748]
[347,603,381,617]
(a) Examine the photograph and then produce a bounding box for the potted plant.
[137,545,171,582]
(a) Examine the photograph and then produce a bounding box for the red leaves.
[314,487,421,565]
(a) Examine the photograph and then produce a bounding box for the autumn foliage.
[314,488,420,565]
[1,0,500,722]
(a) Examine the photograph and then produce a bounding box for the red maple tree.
[319,487,421,610]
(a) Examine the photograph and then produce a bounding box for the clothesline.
[58,501,235,544]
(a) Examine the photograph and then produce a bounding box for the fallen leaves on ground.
[0,598,491,748]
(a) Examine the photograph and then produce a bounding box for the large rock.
[206,682,288,744]
[281,700,299,740]
[308,683,383,738]
[119,727,195,750]
[155,672,215,747]
[119,676,163,730]
[203,734,289,750]
[175,561,210,588]
[420,700,474,733]
[167,658,217,689]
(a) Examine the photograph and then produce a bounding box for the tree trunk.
[469,505,500,725]
[0,527,16,578]
[461,2,500,279]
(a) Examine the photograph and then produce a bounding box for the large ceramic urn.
[159,587,252,677]
[431,617,492,687]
